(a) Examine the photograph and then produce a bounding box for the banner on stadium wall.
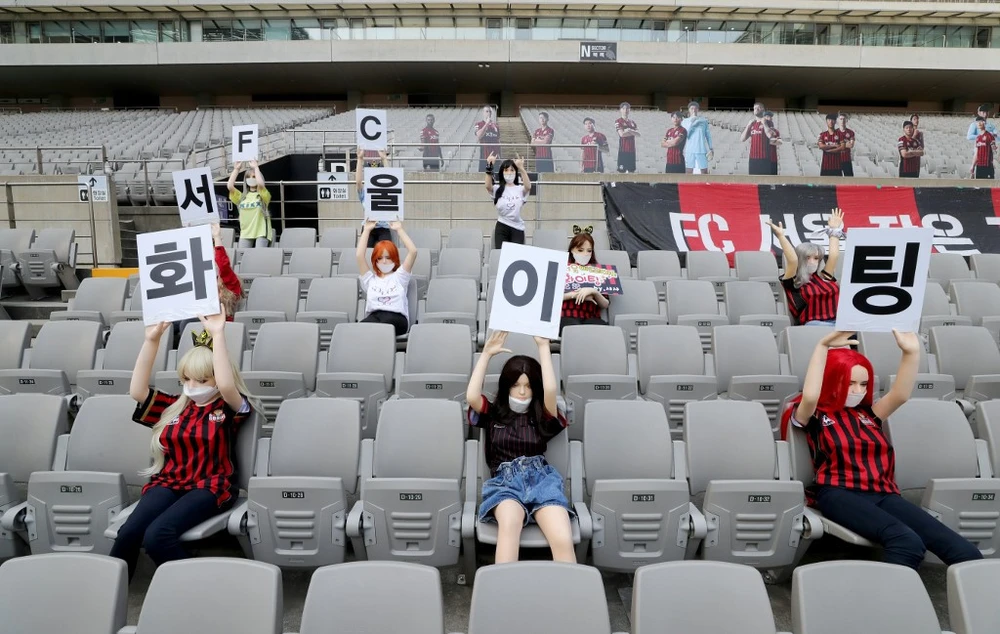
[602,182,1000,263]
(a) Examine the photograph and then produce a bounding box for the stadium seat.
[240,322,320,423]
[664,280,728,351]
[929,326,1000,405]
[723,280,790,335]
[979,400,1000,472]
[468,562,616,634]
[478,330,563,399]
[947,559,1000,634]
[4,395,151,556]
[685,400,813,574]
[314,322,395,438]
[531,228,567,251]
[928,252,975,289]
[0,394,68,560]
[295,276,359,349]
[735,250,781,290]
[233,398,361,568]
[0,228,33,292]
[685,251,734,299]
[123,558,282,634]
[0,553,128,634]
[333,249,361,279]
[583,401,696,571]
[277,227,317,261]
[781,325,833,386]
[590,228,611,251]
[446,227,485,257]
[153,321,246,394]
[970,253,1000,283]
[109,281,145,325]
[418,277,480,341]
[636,325,716,436]
[791,561,944,634]
[950,281,1000,342]
[560,325,637,440]
[886,399,999,558]
[15,228,79,299]
[318,227,357,266]
[76,321,173,400]
[608,279,667,352]
[435,247,483,286]
[219,226,236,249]
[394,323,473,402]
[921,283,971,332]
[0,320,103,396]
[407,227,443,266]
[630,561,781,634]
[285,247,333,297]
[636,250,683,300]
[346,399,471,570]
[595,249,634,278]
[233,276,301,347]
[237,247,284,294]
[0,320,31,371]
[857,330,954,399]
[297,561,445,634]
[48,277,127,327]
[713,325,798,436]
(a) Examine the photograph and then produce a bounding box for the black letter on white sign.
[501,260,559,322]
[360,116,381,141]
[238,130,253,153]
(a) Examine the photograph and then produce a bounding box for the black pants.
[493,222,525,251]
[535,157,554,173]
[110,486,230,581]
[664,163,685,174]
[769,161,778,175]
[748,158,771,175]
[559,316,607,335]
[617,151,636,173]
[975,165,995,180]
[362,310,408,336]
[423,158,441,171]
[820,168,841,177]
[583,166,604,174]
[841,162,854,177]
[899,168,919,179]
[367,227,392,248]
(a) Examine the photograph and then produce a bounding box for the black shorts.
[583,165,604,174]
[748,158,771,175]
[617,151,636,173]
[535,157,554,173]
[664,163,685,174]
[820,168,841,177]
[769,161,778,175]
[423,158,441,171]
[840,162,854,177]
[975,165,995,180]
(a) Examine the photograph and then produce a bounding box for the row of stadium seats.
[2,393,998,578]
[0,228,79,299]
[6,554,997,634]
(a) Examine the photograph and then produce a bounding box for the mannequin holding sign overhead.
[357,218,418,336]
[227,160,273,248]
[769,208,845,326]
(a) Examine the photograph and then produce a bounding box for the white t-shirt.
[360,268,412,321]
[492,183,528,231]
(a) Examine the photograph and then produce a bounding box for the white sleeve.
[359,271,373,291]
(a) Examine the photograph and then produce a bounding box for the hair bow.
[191,330,214,350]
[572,225,594,235]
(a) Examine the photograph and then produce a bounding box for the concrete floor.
[124,538,952,632]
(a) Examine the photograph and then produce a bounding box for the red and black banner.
[603,182,1000,264]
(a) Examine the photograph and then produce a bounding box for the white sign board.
[835,227,933,333]
[488,243,568,340]
[137,225,220,326]
[232,124,259,161]
[356,109,388,151]
[363,167,404,222]
[317,171,350,202]
[77,175,109,203]
[173,167,220,226]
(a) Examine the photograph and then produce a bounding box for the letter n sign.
[488,243,567,340]
[835,228,933,333]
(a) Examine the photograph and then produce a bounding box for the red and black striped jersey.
[581,132,608,171]
[781,271,839,324]
[767,128,780,162]
[133,389,250,506]
[476,121,500,158]
[838,128,855,164]
[663,126,687,165]
[898,135,922,174]
[421,126,442,157]
[616,118,638,153]
[975,131,996,167]
[468,395,567,476]
[748,120,769,160]
[818,130,843,171]
[533,126,554,159]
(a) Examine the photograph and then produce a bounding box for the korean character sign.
[172,167,220,226]
[835,227,933,333]
[137,225,220,326]
[488,243,568,340]
[363,167,405,222]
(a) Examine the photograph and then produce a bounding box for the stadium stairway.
[497,116,531,161]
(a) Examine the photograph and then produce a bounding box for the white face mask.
[572,251,591,265]
[246,178,257,188]
[845,391,865,408]
[503,172,516,184]
[377,261,396,274]
[806,261,819,274]
[184,384,220,406]
[509,395,532,414]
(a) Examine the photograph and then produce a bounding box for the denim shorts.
[478,455,572,525]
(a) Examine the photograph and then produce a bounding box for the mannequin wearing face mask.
[227,159,273,248]
[356,218,418,337]
[466,331,576,564]
[560,232,610,334]
[782,329,982,570]
[768,207,845,326]
[485,154,532,250]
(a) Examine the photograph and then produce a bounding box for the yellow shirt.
[230,188,273,241]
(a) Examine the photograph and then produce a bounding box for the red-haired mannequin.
[356,219,418,337]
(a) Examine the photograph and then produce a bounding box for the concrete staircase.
[497,116,531,160]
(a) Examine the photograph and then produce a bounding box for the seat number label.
[758,385,774,392]
[917,383,934,390]
[282,491,305,499]
[594,384,611,391]
[341,382,358,389]
[400,493,423,501]
[60,485,83,494]
[259,381,275,388]
[98,380,115,386]
[677,385,694,391]
[748,495,771,503]
[632,494,655,502]
[425,384,442,390]
[972,493,995,501]
[18,379,35,385]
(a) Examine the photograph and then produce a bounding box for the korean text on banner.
[363,167,404,222]
[173,167,220,226]
[137,225,220,326]
[835,227,933,333]
[356,109,388,151]
[232,124,259,161]
[489,243,568,340]
[565,263,623,295]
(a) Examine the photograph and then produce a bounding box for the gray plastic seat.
[237,247,284,294]
[315,322,396,438]
[334,252,361,278]
[590,228,611,251]
[665,280,728,351]
[435,247,483,287]
[735,250,781,293]
[298,561,445,634]
[791,561,943,634]
[0,320,103,396]
[637,250,683,300]
[4,395,151,555]
[531,228,567,251]
[951,281,1000,342]
[713,325,798,437]
[921,282,971,332]
[631,561,780,634]
[0,228,33,290]
[407,227,442,265]
[318,227,356,265]
[930,326,1000,404]
[15,228,79,299]
[723,280,790,335]
[561,325,637,441]
[241,322,320,422]
[686,250,733,299]
[970,253,1000,283]
[637,325,716,436]
[928,252,974,288]
[608,279,667,352]
[124,558,282,634]
[979,400,1000,474]
[446,227,485,257]
[948,559,1000,634]
[0,553,127,634]
[857,330,954,399]
[285,247,333,297]
[0,394,68,560]
[219,226,236,249]
[153,321,246,394]
[346,399,471,569]
[886,399,998,558]
[296,276,359,349]
[685,400,811,574]
[234,276,301,347]
[49,277,128,327]
[395,323,473,402]
[77,321,173,400]
[418,277,480,341]
[480,331,563,399]
[468,562,615,634]
[595,249,634,278]
[278,226,317,250]
[583,401,695,571]
[109,280,145,325]
[0,320,30,371]
[234,398,360,568]
[781,325,834,387]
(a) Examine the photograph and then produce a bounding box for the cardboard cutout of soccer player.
[683,101,714,174]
